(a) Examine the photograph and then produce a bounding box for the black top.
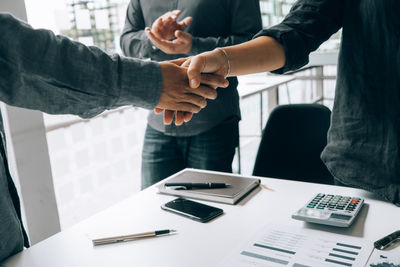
[121,0,262,136]
[255,0,400,205]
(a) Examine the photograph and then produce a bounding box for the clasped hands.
[149,10,229,125]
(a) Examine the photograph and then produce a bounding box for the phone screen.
[161,198,223,222]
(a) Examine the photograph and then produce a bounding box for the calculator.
[292,193,364,227]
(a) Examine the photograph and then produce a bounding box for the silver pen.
[92,229,177,246]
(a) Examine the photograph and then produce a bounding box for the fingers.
[199,73,229,89]
[181,57,192,68]
[183,112,193,122]
[187,55,206,88]
[161,10,180,22]
[170,10,181,19]
[188,85,217,100]
[178,16,193,29]
[168,57,188,66]
[146,28,176,53]
[155,110,194,126]
[170,102,202,113]
[163,15,174,27]
[182,93,207,108]
[151,18,163,38]
[152,10,181,41]
[154,108,163,114]
[163,110,175,125]
[175,111,185,126]
[154,109,184,126]
[174,30,191,41]
[146,27,165,46]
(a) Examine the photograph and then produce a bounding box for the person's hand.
[157,59,228,115]
[157,49,230,125]
[146,27,193,55]
[153,107,193,126]
[184,48,230,87]
[151,10,192,41]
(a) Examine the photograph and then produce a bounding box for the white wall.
[0,0,61,244]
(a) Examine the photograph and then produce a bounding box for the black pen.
[374,230,400,250]
[92,229,177,246]
[164,182,230,189]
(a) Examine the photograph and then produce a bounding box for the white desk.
[4,170,400,267]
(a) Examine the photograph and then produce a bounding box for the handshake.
[146,10,230,125]
[156,51,229,126]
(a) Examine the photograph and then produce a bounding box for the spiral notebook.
[157,168,261,205]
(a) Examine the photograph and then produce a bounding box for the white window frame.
[0,0,61,245]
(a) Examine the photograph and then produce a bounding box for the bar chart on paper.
[219,224,373,267]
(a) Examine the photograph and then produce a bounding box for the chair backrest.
[252,104,333,184]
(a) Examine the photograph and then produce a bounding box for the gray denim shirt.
[0,13,162,262]
[121,0,262,136]
[255,0,400,205]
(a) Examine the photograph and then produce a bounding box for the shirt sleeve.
[254,0,344,74]
[120,0,158,59]
[0,13,162,119]
[189,0,262,55]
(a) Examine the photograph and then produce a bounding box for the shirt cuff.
[189,37,217,56]
[117,57,162,109]
[253,26,310,74]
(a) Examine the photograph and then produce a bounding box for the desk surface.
[4,170,399,267]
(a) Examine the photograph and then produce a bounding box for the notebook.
[157,168,261,205]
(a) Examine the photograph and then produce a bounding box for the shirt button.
[152,45,157,51]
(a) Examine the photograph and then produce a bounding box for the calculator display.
[330,213,352,221]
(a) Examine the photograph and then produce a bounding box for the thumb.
[178,16,193,29]
[175,30,191,40]
[187,55,205,88]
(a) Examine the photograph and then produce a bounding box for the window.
[25,0,147,229]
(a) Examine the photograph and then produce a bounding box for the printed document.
[219,224,374,267]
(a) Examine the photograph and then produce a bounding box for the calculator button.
[293,193,364,227]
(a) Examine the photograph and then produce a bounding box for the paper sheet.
[366,244,400,267]
[219,224,374,267]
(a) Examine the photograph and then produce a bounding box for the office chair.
[252,103,334,185]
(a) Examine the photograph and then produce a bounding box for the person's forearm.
[224,36,286,76]
[0,13,162,118]
[120,30,155,58]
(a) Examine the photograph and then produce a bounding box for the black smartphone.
[161,198,223,223]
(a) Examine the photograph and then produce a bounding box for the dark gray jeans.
[141,117,239,189]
